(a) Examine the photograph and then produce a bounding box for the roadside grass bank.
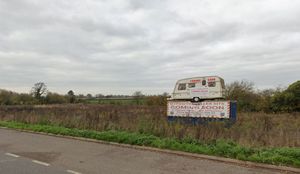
[0,120,299,168]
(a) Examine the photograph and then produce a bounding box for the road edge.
[1,126,299,173]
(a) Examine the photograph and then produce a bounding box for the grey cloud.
[169,23,240,45]
[0,0,299,95]
[128,0,166,10]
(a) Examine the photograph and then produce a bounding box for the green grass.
[0,120,299,168]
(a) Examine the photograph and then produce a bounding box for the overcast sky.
[0,0,299,95]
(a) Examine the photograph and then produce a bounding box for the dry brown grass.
[0,104,299,147]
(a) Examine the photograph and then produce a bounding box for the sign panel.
[191,88,209,96]
[167,101,230,118]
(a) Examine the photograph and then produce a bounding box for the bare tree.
[225,80,254,99]
[67,90,76,103]
[86,93,93,99]
[225,80,259,111]
[95,93,104,98]
[133,91,143,105]
[162,92,169,97]
[67,90,74,96]
[31,82,47,99]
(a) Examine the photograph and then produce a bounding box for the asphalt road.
[0,128,286,174]
[0,152,70,174]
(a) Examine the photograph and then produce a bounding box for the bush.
[44,92,68,104]
[225,80,260,112]
[271,81,300,112]
[0,89,37,105]
[145,96,167,106]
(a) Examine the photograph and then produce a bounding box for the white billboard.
[167,101,230,118]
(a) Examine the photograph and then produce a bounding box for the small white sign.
[167,101,230,118]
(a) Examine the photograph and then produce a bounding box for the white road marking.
[32,160,50,166]
[67,169,82,174]
[5,153,19,158]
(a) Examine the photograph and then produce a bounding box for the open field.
[0,104,299,148]
[83,98,146,105]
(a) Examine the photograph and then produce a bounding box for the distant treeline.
[0,80,299,112]
[0,83,167,106]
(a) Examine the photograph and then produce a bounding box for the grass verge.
[0,120,299,168]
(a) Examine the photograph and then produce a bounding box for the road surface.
[0,128,286,174]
